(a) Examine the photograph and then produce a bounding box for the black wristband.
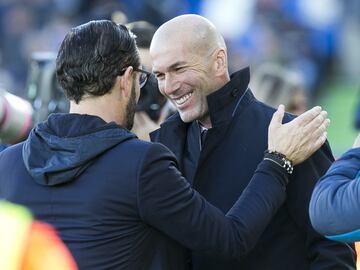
[264,150,294,175]
[258,159,289,187]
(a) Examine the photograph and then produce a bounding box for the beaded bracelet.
[264,150,294,175]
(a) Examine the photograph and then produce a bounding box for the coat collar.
[207,67,251,127]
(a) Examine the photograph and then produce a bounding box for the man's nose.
[163,74,179,96]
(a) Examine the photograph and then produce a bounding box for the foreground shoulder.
[116,138,177,162]
[0,143,23,161]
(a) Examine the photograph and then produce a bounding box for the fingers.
[313,131,328,152]
[353,133,360,148]
[269,104,285,129]
[291,106,322,127]
[303,111,329,135]
[313,118,330,137]
[292,132,327,165]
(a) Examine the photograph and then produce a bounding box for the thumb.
[353,133,360,148]
[269,104,285,129]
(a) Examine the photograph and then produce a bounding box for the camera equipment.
[0,89,33,144]
[136,73,166,122]
[26,52,69,124]
[0,52,69,145]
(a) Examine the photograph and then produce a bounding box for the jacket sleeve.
[309,147,360,242]
[137,143,288,259]
[286,142,356,269]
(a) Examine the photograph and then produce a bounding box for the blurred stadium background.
[0,0,359,156]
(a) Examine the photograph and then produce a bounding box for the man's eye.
[175,67,185,72]
[155,73,164,80]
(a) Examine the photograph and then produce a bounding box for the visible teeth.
[175,93,192,105]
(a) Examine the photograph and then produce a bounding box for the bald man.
[150,14,355,269]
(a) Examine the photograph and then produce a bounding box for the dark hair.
[126,21,156,49]
[56,20,140,103]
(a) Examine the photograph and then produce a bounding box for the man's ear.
[213,48,227,75]
[119,66,134,98]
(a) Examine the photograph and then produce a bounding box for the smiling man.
[150,14,355,269]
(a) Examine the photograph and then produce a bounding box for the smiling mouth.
[174,92,193,106]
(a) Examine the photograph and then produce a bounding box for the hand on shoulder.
[268,105,330,165]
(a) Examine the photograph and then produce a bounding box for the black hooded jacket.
[1,113,290,270]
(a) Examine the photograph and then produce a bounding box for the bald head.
[151,14,226,58]
[149,15,230,127]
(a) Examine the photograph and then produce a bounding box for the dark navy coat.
[151,68,356,270]
[0,113,290,270]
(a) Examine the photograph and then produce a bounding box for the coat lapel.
[193,119,233,190]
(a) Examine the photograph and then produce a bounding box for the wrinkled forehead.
[150,39,200,73]
[151,43,183,70]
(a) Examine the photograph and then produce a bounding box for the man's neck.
[198,115,212,129]
[69,97,124,125]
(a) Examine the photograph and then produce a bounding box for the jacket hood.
[22,113,136,186]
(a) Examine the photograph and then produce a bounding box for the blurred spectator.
[0,200,77,270]
[0,3,36,96]
[309,133,360,244]
[126,20,157,71]
[250,63,308,115]
[200,0,348,96]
